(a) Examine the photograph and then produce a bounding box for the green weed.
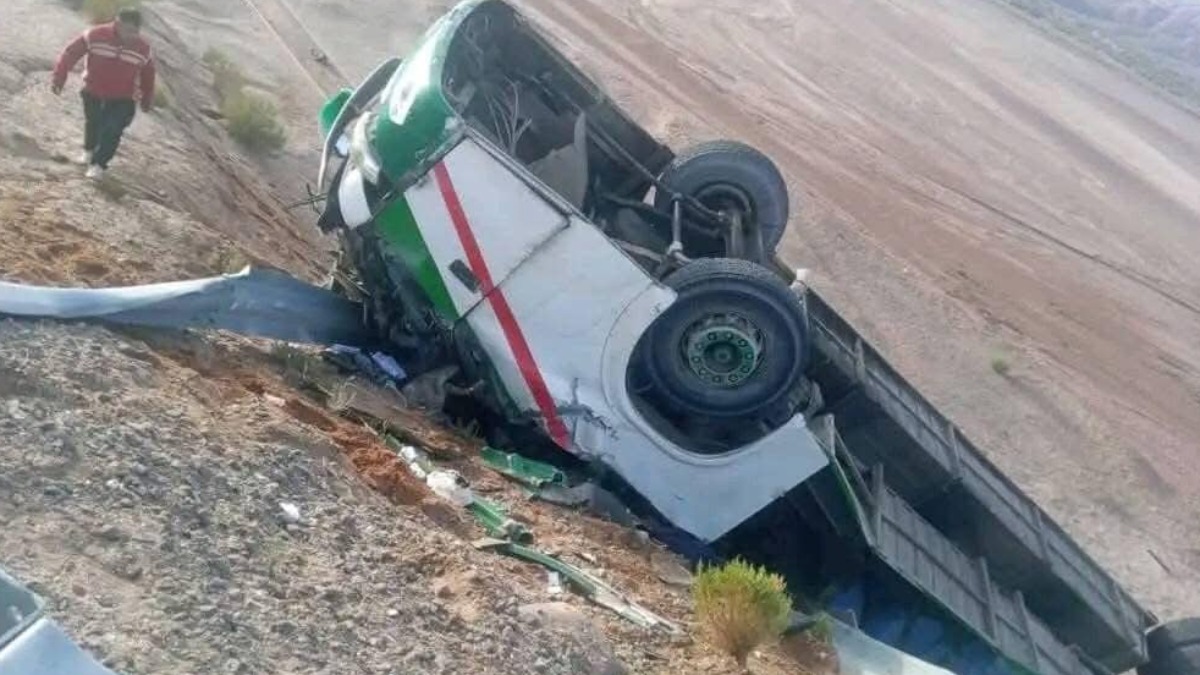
[79,0,140,24]
[693,559,793,668]
[223,91,287,152]
[202,48,287,153]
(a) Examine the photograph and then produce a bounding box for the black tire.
[1140,619,1200,675]
[654,140,791,256]
[635,258,808,420]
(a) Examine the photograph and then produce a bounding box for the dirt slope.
[3,0,1199,671]
[0,2,827,674]
[275,0,1200,621]
[0,322,604,674]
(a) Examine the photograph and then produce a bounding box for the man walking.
[52,8,156,180]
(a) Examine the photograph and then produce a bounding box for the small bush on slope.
[201,48,286,153]
[80,0,140,24]
[693,558,792,668]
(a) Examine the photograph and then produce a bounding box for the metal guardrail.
[0,569,42,653]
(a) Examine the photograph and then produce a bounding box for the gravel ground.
[0,320,822,674]
[0,320,633,675]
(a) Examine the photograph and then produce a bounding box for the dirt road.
[276,0,1200,620]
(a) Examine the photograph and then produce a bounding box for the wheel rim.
[695,183,753,213]
[681,312,764,388]
[695,184,754,226]
[690,184,757,258]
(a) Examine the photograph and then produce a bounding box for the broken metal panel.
[0,568,113,675]
[0,267,373,347]
[479,447,567,489]
[0,619,115,675]
[0,569,40,653]
[831,620,955,675]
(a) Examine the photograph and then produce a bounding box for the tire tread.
[656,140,791,253]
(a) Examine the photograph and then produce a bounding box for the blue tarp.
[0,267,373,347]
[830,582,1024,675]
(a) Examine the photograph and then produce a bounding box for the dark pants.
[82,91,136,169]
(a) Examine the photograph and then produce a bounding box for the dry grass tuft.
[77,0,139,24]
[693,558,792,668]
[202,48,286,153]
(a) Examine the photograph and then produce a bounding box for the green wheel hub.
[682,313,764,388]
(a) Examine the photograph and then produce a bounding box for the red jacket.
[53,23,156,104]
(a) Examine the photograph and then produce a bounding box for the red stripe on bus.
[432,161,572,449]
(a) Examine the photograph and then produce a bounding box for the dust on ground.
[0,320,815,674]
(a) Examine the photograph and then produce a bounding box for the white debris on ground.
[0,321,631,674]
[0,319,824,674]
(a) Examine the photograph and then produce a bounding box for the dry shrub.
[202,48,245,102]
[223,91,287,152]
[693,558,793,668]
[79,0,139,23]
[207,242,250,275]
[990,348,1013,376]
[152,82,173,110]
[201,48,286,153]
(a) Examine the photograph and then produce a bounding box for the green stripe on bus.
[374,196,458,320]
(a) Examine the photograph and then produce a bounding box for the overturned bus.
[312,2,1199,673]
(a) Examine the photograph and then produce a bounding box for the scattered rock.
[6,399,25,420]
[433,579,455,599]
[517,603,628,675]
[279,501,302,524]
[95,526,128,544]
[519,602,590,630]
[115,560,144,582]
[650,550,693,588]
[419,497,473,539]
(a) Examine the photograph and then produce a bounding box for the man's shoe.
[78,150,93,165]
[85,165,105,180]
